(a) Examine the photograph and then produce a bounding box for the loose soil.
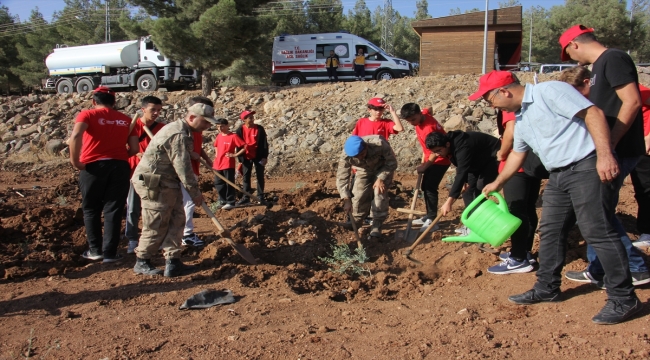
[0,161,649,359]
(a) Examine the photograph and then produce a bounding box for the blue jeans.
[534,156,634,299]
[587,156,648,275]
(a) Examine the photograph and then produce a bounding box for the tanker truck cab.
[271,33,412,85]
[43,36,198,94]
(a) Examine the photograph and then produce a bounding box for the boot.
[164,258,196,277]
[369,220,383,238]
[133,257,163,276]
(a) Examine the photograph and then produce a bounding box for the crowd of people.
[69,25,648,325]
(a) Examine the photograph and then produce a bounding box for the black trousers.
[215,169,236,205]
[502,172,541,260]
[326,67,338,81]
[354,64,365,78]
[241,158,265,200]
[422,164,450,219]
[630,154,650,234]
[78,160,130,257]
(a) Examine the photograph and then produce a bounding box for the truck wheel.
[287,73,304,86]
[376,70,394,81]
[137,74,158,92]
[56,79,74,94]
[76,78,94,93]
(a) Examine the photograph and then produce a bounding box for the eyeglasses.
[485,89,500,105]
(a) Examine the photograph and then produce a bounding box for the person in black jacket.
[425,131,500,217]
[236,110,269,205]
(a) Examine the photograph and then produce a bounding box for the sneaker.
[508,289,561,305]
[364,218,373,226]
[102,254,123,263]
[127,241,138,254]
[221,203,234,210]
[181,233,205,247]
[565,270,602,283]
[498,251,537,265]
[81,250,103,261]
[595,271,650,289]
[419,218,439,233]
[455,225,471,236]
[488,257,534,274]
[411,216,428,226]
[592,296,643,325]
[236,197,250,206]
[632,233,650,248]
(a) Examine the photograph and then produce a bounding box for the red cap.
[240,110,256,120]
[559,25,594,61]
[468,71,516,101]
[93,86,115,95]
[367,97,385,107]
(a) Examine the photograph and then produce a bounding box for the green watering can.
[442,192,521,247]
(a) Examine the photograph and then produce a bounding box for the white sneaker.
[419,218,439,233]
[127,241,138,254]
[222,203,234,210]
[411,216,428,226]
[455,225,471,236]
[633,233,650,248]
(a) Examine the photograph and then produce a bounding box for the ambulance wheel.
[56,79,74,94]
[376,70,394,81]
[287,73,305,86]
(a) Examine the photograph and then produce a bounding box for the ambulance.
[271,32,413,85]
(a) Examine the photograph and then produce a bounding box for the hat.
[559,25,594,61]
[188,103,218,125]
[468,71,516,101]
[93,86,115,95]
[367,98,385,107]
[344,135,365,157]
[240,110,256,120]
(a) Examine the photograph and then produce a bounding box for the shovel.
[201,202,257,265]
[198,159,273,209]
[395,174,423,243]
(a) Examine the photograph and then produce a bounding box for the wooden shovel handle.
[408,212,444,252]
[199,159,264,204]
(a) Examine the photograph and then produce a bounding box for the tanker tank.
[45,40,140,73]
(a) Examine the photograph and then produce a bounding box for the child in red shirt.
[235,110,269,205]
[352,97,404,140]
[214,119,246,210]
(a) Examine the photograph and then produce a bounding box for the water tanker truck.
[42,36,198,94]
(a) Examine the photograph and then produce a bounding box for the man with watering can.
[476,70,641,325]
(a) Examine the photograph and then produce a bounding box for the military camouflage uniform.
[132,119,201,259]
[336,135,397,225]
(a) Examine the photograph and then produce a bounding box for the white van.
[271,32,412,85]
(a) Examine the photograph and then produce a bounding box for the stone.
[267,128,286,140]
[2,131,16,142]
[444,115,469,132]
[12,115,30,126]
[312,91,322,97]
[16,124,38,138]
[45,139,66,155]
[319,142,333,153]
[483,107,496,116]
[477,118,496,134]
[430,101,448,113]
[471,108,484,119]
[114,97,130,110]
[306,110,321,119]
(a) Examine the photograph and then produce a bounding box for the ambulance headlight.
[393,59,408,66]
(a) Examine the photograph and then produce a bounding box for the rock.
[430,101,448,113]
[16,124,38,138]
[483,107,496,116]
[45,139,66,155]
[319,141,333,153]
[267,127,286,140]
[312,91,322,97]
[11,114,30,126]
[477,118,496,134]
[444,115,469,132]
[472,107,485,119]
[114,97,130,110]
[306,110,321,119]
[2,131,17,142]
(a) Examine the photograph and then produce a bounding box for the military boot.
[369,219,383,238]
[164,258,196,277]
[133,258,163,276]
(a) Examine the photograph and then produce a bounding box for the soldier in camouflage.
[336,135,398,238]
[131,103,218,277]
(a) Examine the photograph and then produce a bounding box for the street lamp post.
[482,0,489,74]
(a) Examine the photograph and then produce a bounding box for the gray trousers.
[124,183,141,243]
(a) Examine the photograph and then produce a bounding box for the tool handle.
[199,158,264,204]
[348,209,363,248]
[408,212,444,251]
[201,202,226,232]
[404,174,423,235]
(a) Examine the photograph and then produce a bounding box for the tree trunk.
[201,70,212,97]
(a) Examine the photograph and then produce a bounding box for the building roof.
[411,6,522,35]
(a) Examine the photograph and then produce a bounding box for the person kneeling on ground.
[336,135,397,238]
[131,103,218,277]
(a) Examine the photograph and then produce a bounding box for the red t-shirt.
[127,119,165,174]
[351,117,399,140]
[213,132,246,170]
[498,111,524,173]
[191,132,203,175]
[76,108,136,164]
[416,109,451,165]
[241,125,259,160]
[639,84,650,136]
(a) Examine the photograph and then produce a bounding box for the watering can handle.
[490,192,509,213]
[460,191,508,224]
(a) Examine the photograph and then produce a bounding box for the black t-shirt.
[447,131,500,198]
[589,48,645,158]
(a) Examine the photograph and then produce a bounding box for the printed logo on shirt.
[97,118,128,127]
[590,74,596,87]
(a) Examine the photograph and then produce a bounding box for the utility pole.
[481,0,489,74]
[105,0,111,43]
[381,0,394,54]
[528,14,532,63]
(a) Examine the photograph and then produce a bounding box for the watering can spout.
[442,232,487,244]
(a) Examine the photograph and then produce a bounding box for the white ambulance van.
[271,32,412,85]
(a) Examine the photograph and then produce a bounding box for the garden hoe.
[348,209,364,249]
[402,212,444,265]
[395,174,423,243]
[199,159,273,209]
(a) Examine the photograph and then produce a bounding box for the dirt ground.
[0,160,649,360]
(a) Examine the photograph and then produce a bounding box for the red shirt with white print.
[352,117,399,140]
[416,109,451,166]
[76,107,136,164]
[213,132,246,170]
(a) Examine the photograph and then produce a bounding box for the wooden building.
[411,6,522,75]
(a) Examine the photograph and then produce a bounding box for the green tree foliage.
[306,0,344,33]
[0,6,22,94]
[344,0,376,41]
[498,0,521,8]
[54,0,131,46]
[11,9,59,88]
[449,7,481,15]
[415,0,429,20]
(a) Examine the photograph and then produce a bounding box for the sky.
[1,0,573,23]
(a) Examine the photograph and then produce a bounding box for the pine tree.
[12,9,59,88]
[415,0,429,20]
[306,0,344,33]
[0,6,22,94]
[344,0,377,40]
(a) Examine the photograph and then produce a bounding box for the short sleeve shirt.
[513,82,595,171]
[76,108,135,164]
[213,133,246,170]
[351,118,398,140]
[639,84,650,136]
[589,49,645,157]
[498,111,523,173]
[416,109,451,166]
[241,125,259,160]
